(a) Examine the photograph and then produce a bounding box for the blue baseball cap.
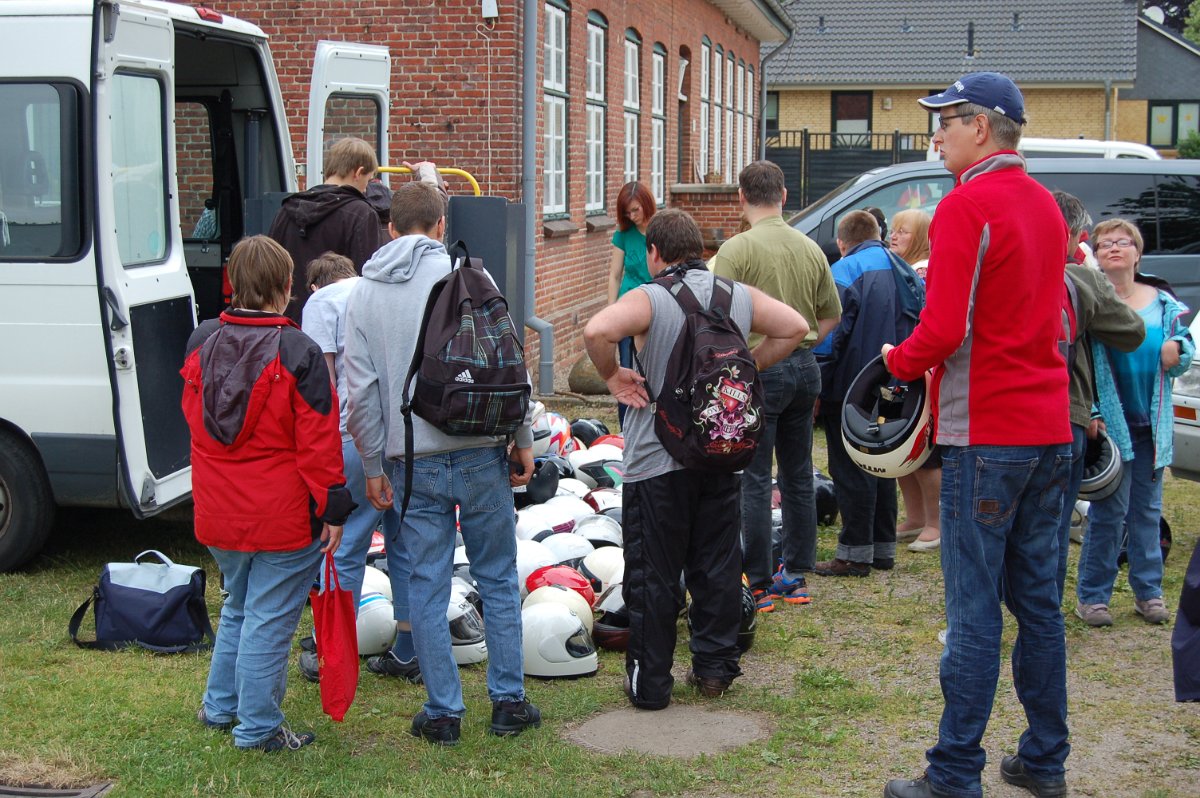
[919,72,1026,125]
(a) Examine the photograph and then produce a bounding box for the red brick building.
[210,0,791,388]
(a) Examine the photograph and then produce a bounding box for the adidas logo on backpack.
[454,370,474,384]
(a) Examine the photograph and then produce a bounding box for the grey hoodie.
[344,234,534,478]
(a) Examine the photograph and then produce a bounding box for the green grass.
[1,402,1197,796]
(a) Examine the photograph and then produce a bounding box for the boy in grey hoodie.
[343,164,539,746]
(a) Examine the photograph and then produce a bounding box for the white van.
[928,137,1161,161]
[0,0,389,569]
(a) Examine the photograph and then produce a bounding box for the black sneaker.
[410,710,461,746]
[366,651,423,684]
[999,755,1067,798]
[488,699,542,737]
[196,705,233,732]
[298,650,320,683]
[244,726,316,753]
[872,557,895,571]
[298,634,316,653]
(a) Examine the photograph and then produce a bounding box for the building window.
[1149,101,1200,148]
[623,30,641,183]
[724,51,734,181]
[735,60,745,177]
[699,38,710,179]
[832,91,871,147]
[765,90,779,135]
[585,12,607,212]
[650,44,666,204]
[711,45,722,177]
[746,66,755,163]
[542,2,568,214]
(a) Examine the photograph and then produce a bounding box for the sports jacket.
[181,309,354,552]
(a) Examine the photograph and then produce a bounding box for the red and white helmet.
[545,412,575,456]
[529,401,551,457]
[841,355,933,479]
[583,487,622,514]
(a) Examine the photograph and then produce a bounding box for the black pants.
[623,468,743,709]
[821,405,897,563]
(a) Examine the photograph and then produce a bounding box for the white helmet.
[841,355,933,478]
[515,505,558,542]
[529,401,551,457]
[361,564,393,602]
[574,513,623,549]
[555,478,592,499]
[521,602,598,678]
[544,495,595,526]
[1079,429,1122,501]
[580,547,625,596]
[583,487,622,514]
[540,532,595,569]
[450,575,483,616]
[515,539,557,598]
[447,594,488,665]
[1069,499,1090,545]
[524,584,594,633]
[356,591,396,656]
[585,443,623,462]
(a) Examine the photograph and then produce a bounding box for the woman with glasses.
[1076,218,1194,627]
[607,182,657,427]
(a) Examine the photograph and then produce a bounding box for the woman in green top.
[607,181,656,426]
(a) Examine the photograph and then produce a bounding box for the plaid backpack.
[640,263,764,472]
[399,241,530,514]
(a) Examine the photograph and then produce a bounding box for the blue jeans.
[741,349,821,589]
[1077,426,1165,605]
[203,538,323,748]
[928,444,1071,798]
[393,446,525,719]
[325,439,409,622]
[1055,425,1087,604]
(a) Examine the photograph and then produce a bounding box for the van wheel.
[0,433,55,571]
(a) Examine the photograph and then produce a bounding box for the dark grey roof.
[765,1,1137,87]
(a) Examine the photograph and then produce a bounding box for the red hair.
[615,182,656,232]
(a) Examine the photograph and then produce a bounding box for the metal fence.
[764,130,934,211]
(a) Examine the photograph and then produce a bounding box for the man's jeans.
[203,538,323,748]
[393,446,525,719]
[1055,425,1087,604]
[741,349,821,589]
[1077,426,1165,605]
[820,404,897,564]
[927,444,1071,798]
[325,439,408,622]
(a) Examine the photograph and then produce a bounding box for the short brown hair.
[305,251,356,293]
[738,160,785,207]
[390,182,446,235]
[645,208,703,266]
[1092,218,1144,257]
[227,235,293,310]
[323,137,378,180]
[837,210,881,250]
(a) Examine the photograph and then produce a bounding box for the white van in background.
[928,137,1161,161]
[0,0,389,570]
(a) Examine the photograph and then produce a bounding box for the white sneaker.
[1134,597,1170,624]
[908,537,941,552]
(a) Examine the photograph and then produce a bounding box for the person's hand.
[606,367,649,408]
[321,523,343,554]
[402,160,440,185]
[880,343,895,373]
[509,446,534,487]
[1087,418,1106,440]
[1161,339,1183,370]
[367,474,394,511]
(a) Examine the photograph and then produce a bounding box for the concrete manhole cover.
[565,705,773,757]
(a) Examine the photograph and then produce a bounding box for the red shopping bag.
[309,553,358,722]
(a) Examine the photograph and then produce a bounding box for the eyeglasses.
[1096,238,1136,251]
[937,113,975,131]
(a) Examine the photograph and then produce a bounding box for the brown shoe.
[814,558,871,577]
[686,669,731,698]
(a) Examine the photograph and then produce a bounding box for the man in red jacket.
[881,73,1072,798]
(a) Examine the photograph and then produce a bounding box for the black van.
[789,158,1200,320]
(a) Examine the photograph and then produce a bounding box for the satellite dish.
[1144,6,1166,24]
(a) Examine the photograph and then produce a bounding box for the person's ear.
[780,186,787,206]
[388,221,399,240]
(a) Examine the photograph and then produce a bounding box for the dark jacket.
[815,239,922,404]
[1174,540,1200,701]
[181,309,354,552]
[267,184,386,321]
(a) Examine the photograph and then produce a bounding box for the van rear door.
[305,41,391,184]
[93,0,195,516]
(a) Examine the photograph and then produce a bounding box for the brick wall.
[201,0,757,386]
[671,184,742,255]
[1023,88,1109,140]
[1116,98,1149,143]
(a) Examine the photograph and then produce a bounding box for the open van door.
[306,41,391,185]
[93,0,195,517]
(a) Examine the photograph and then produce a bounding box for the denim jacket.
[1092,289,1194,469]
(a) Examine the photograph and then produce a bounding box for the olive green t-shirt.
[711,215,841,349]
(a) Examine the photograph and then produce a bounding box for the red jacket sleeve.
[886,192,982,381]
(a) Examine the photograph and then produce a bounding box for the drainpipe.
[1104,77,1113,140]
[523,0,555,394]
[759,27,795,159]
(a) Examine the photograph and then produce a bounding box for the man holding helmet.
[880,73,1073,798]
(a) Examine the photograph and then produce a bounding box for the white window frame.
[735,61,745,177]
[724,54,734,181]
[712,46,722,176]
[699,40,710,178]
[746,66,755,164]
[542,2,568,214]
[543,4,566,93]
[651,49,664,116]
[585,17,606,212]
[624,38,640,111]
[586,20,605,101]
[624,111,639,183]
[650,46,665,203]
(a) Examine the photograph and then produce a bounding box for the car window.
[829,176,954,235]
[1154,175,1200,255]
[1032,172,1159,250]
